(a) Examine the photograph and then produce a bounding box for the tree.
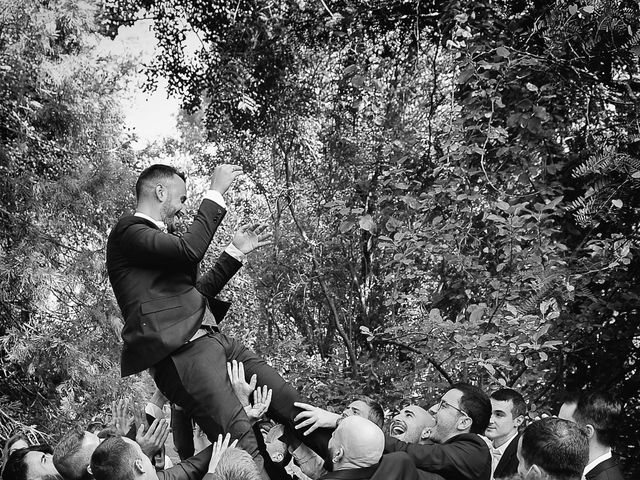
[0,0,149,443]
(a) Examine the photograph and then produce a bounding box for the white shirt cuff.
[203,189,226,209]
[224,243,246,263]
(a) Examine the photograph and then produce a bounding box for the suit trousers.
[152,332,331,479]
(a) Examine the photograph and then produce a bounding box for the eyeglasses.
[437,399,469,418]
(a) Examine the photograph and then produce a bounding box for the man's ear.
[457,416,472,431]
[419,427,432,442]
[87,465,93,475]
[333,446,344,464]
[514,415,525,428]
[526,464,545,480]
[155,184,166,202]
[134,458,145,474]
[584,424,596,439]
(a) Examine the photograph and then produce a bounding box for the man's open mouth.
[390,421,406,436]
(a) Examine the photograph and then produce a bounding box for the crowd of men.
[0,384,626,480]
[0,164,629,480]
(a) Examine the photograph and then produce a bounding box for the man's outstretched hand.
[227,360,272,424]
[136,417,170,458]
[294,402,341,435]
[210,164,243,195]
[208,433,238,475]
[232,223,272,254]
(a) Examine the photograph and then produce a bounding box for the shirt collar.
[134,212,166,231]
[494,431,519,455]
[583,449,612,475]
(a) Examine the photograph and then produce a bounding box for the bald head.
[328,416,384,470]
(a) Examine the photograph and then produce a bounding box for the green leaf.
[358,215,375,232]
[496,46,510,58]
[339,220,355,233]
[351,75,364,87]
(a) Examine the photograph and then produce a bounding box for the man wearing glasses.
[384,383,492,480]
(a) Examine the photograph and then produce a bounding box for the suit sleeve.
[195,252,243,301]
[157,445,213,480]
[385,434,483,477]
[120,200,225,267]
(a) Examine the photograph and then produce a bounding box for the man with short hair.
[318,416,424,480]
[53,419,169,480]
[293,397,385,434]
[388,405,435,445]
[208,448,262,480]
[1,445,61,480]
[517,417,588,480]
[557,391,580,422]
[485,388,527,479]
[343,398,385,430]
[91,435,215,480]
[384,383,492,480]
[572,392,624,480]
[320,416,384,479]
[107,164,331,478]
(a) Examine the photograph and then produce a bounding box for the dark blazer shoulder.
[157,446,212,480]
[586,457,625,480]
[372,452,427,480]
[494,433,521,479]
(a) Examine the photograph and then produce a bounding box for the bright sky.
[97,20,182,149]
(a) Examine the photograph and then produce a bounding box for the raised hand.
[136,417,170,458]
[110,398,134,436]
[232,223,272,254]
[227,360,257,407]
[294,402,341,435]
[208,433,238,474]
[244,385,272,425]
[210,164,243,194]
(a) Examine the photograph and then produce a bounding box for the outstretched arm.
[121,165,243,268]
[293,402,341,435]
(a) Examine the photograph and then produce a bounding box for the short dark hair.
[521,418,588,480]
[360,396,385,429]
[53,427,92,480]
[491,388,527,418]
[2,445,58,480]
[211,448,261,480]
[559,390,580,406]
[90,437,136,480]
[451,383,491,434]
[135,164,185,200]
[573,392,621,447]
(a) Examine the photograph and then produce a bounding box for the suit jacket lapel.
[585,457,619,480]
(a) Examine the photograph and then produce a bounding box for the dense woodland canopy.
[1,0,639,475]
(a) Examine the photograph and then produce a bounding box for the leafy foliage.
[1,0,638,477]
[0,0,150,445]
[101,0,639,473]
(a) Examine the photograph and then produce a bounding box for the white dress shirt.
[583,449,612,479]
[490,431,519,479]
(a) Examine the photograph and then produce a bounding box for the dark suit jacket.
[320,452,431,480]
[107,199,241,376]
[373,452,432,480]
[384,433,492,480]
[320,465,377,480]
[585,457,625,480]
[157,445,212,480]
[493,433,520,479]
